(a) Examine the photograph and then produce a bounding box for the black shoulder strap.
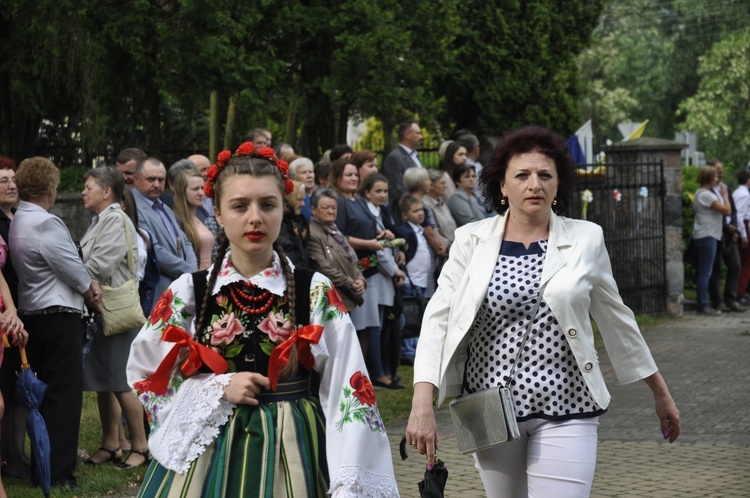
[294,267,315,325]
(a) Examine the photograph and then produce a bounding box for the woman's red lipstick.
[245,231,265,241]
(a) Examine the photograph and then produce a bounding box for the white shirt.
[406,221,430,288]
[733,185,750,239]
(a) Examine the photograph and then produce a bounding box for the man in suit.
[133,157,197,302]
[383,120,424,221]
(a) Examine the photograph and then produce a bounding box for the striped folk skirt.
[138,385,329,497]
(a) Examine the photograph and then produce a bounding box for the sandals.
[116,449,151,470]
[84,447,122,466]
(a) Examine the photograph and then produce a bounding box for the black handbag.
[401,269,428,339]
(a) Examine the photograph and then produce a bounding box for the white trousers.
[473,417,599,498]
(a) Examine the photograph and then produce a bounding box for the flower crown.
[204,141,293,198]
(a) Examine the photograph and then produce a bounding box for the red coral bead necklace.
[229,282,275,315]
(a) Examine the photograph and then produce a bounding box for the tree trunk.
[336,103,349,145]
[284,89,299,149]
[209,91,219,161]
[223,93,236,151]
[0,74,12,159]
[144,79,162,158]
[382,116,395,155]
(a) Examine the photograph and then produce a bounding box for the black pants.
[709,236,741,307]
[20,312,83,486]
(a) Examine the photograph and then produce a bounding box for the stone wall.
[50,192,92,242]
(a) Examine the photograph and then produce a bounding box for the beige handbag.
[94,211,147,336]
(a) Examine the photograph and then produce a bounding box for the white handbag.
[93,211,147,336]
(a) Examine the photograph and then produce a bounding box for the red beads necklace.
[229,282,275,315]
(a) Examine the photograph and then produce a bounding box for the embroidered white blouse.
[126,251,399,497]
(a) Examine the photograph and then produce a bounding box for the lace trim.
[149,373,235,473]
[330,465,400,498]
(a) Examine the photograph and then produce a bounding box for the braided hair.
[274,240,298,377]
[195,231,229,337]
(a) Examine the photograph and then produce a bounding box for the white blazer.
[413,212,658,409]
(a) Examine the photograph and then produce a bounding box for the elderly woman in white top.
[406,126,680,497]
[692,166,731,315]
[290,156,316,221]
[80,167,150,469]
[10,157,102,489]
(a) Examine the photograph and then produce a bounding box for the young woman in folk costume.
[126,143,399,497]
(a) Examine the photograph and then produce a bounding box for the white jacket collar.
[464,211,573,292]
[467,210,572,247]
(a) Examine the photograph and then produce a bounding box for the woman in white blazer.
[405,126,680,497]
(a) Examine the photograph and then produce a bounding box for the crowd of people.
[690,159,750,316]
[0,122,681,497]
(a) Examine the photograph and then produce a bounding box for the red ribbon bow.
[268,324,324,391]
[148,325,229,395]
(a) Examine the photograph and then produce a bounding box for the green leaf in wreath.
[227,359,237,372]
[224,342,244,358]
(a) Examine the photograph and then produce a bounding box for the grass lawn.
[4,392,143,498]
[4,311,662,497]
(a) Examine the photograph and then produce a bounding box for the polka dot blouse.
[463,240,606,422]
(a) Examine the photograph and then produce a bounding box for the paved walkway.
[385,309,750,497]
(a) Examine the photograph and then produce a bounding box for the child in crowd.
[396,194,431,364]
[397,195,430,297]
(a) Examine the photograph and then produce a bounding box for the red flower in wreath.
[284,178,295,195]
[236,142,255,156]
[257,146,275,159]
[359,256,371,270]
[203,182,214,198]
[216,150,231,167]
[277,160,290,176]
[350,371,376,406]
[326,288,347,313]
[206,164,220,182]
[149,289,173,325]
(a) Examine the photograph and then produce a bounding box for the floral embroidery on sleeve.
[150,289,173,325]
[310,278,348,323]
[335,372,385,433]
[134,372,184,433]
[150,288,191,329]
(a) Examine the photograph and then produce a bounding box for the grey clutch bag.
[449,385,520,454]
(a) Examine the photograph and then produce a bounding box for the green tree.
[679,26,750,169]
[578,0,750,145]
[440,0,605,138]
[578,0,674,143]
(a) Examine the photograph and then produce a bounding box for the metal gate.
[568,162,666,314]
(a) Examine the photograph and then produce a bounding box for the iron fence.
[568,162,667,314]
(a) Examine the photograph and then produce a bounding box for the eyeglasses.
[0,178,16,186]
